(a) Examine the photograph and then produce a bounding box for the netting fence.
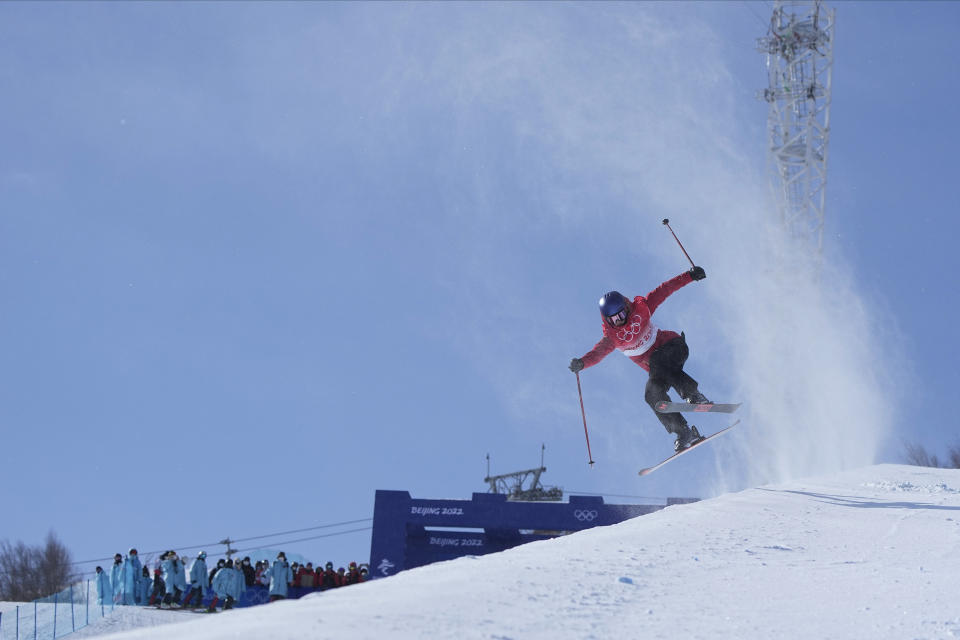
[0,581,116,640]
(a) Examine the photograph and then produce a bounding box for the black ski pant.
[644,334,701,435]
[183,587,203,608]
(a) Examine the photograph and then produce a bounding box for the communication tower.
[757,1,835,257]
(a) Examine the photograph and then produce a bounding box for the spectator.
[118,548,141,605]
[94,566,111,605]
[110,553,123,603]
[148,568,165,606]
[346,561,361,586]
[183,551,208,609]
[209,559,244,611]
[255,560,269,586]
[296,562,317,588]
[209,558,226,587]
[359,566,368,582]
[267,552,293,602]
[175,555,188,598]
[336,567,346,586]
[160,551,182,609]
[240,556,255,587]
[321,562,338,590]
[138,566,152,605]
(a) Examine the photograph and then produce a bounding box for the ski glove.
[569,358,584,373]
[689,266,706,281]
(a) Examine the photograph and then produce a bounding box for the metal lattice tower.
[757,1,835,257]
[484,446,563,502]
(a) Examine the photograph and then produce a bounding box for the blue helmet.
[598,291,627,317]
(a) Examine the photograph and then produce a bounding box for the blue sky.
[2,2,958,574]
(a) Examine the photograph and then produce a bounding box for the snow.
[66,606,193,638]
[61,464,960,639]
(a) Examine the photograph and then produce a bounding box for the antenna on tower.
[757,0,835,261]
[218,537,238,560]
[484,445,563,502]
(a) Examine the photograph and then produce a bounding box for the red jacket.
[296,567,316,587]
[579,272,693,372]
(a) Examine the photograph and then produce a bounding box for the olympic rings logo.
[617,321,645,343]
[573,509,599,522]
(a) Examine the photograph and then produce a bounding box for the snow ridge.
[79,464,960,640]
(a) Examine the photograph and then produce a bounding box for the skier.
[569,266,710,452]
[183,551,208,609]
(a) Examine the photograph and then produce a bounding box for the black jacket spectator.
[241,557,255,587]
[321,563,339,590]
[209,559,226,587]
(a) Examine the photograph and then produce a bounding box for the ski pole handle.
[662,218,696,269]
[575,371,595,467]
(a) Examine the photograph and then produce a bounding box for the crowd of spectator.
[94,548,368,612]
[266,558,368,590]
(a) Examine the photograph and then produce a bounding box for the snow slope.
[85,464,960,640]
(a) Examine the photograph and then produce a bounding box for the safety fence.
[0,580,364,639]
[0,581,116,640]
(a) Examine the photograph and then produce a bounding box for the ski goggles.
[607,308,628,326]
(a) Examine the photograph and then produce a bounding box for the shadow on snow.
[758,488,960,512]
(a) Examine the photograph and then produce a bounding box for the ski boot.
[685,390,711,405]
[674,424,703,452]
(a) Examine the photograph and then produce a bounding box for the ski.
[654,401,741,414]
[639,420,740,477]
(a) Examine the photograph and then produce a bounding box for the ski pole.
[662,218,696,268]
[575,371,595,467]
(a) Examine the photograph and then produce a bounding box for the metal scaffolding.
[757,1,835,257]
[484,446,563,502]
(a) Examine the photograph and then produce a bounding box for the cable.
[227,518,372,544]
[72,542,220,567]
[70,517,373,566]
[230,527,373,555]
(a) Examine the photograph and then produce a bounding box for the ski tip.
[638,418,741,477]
